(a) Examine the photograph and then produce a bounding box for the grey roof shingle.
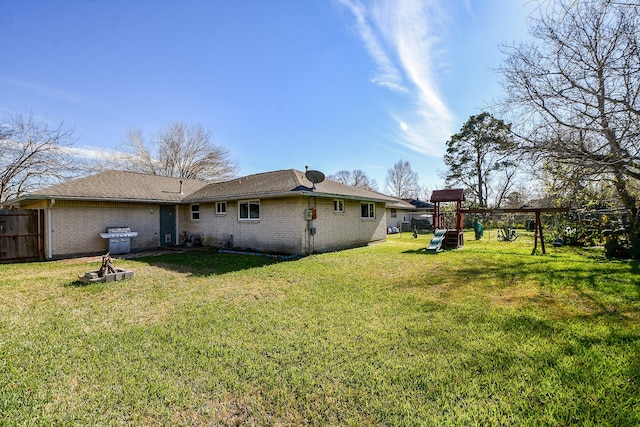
[19,170,208,203]
[183,169,396,203]
[11,169,396,205]
[386,198,417,210]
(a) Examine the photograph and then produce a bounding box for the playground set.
[426,188,569,254]
[426,189,465,253]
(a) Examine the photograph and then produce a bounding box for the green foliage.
[546,214,604,247]
[547,213,640,259]
[540,162,622,213]
[1,239,639,425]
[603,222,640,259]
[444,112,516,207]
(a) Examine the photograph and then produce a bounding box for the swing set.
[429,188,569,254]
[464,207,569,254]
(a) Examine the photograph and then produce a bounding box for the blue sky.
[1,0,534,191]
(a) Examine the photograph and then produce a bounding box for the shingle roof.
[183,169,396,203]
[430,189,465,202]
[408,199,434,209]
[10,169,397,206]
[15,170,209,204]
[386,198,416,210]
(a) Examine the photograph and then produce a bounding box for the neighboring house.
[385,198,434,232]
[7,169,396,258]
[406,199,434,231]
[385,199,415,232]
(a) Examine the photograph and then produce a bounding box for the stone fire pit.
[79,253,134,284]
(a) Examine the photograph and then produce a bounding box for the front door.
[159,205,176,246]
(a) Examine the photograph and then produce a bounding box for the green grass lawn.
[1,231,639,426]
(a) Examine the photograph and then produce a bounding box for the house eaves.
[386,197,418,210]
[7,169,397,207]
[184,190,393,204]
[8,194,187,206]
[298,191,393,204]
[183,169,397,204]
[5,170,209,206]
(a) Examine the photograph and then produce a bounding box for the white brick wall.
[47,201,161,257]
[25,196,387,257]
[309,198,386,253]
[181,198,307,254]
[181,196,387,255]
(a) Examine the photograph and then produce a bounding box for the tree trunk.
[476,151,484,207]
[598,68,638,221]
[612,169,638,221]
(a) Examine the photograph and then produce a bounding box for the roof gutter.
[12,190,396,206]
[297,191,394,204]
[185,190,395,204]
[47,198,55,259]
[8,194,185,205]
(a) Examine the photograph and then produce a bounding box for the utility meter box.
[305,208,317,220]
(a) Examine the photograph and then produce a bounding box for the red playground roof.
[430,189,465,202]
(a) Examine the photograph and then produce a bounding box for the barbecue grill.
[99,227,138,254]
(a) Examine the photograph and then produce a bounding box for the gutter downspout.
[175,205,179,246]
[47,198,55,259]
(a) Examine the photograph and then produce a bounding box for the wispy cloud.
[62,145,129,163]
[7,79,95,105]
[337,0,455,156]
[339,0,408,93]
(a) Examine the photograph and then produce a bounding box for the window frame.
[190,204,200,221]
[238,199,260,220]
[215,201,227,215]
[361,202,375,219]
[333,199,345,213]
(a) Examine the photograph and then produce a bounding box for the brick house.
[8,169,396,258]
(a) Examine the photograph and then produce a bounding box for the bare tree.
[122,127,158,175]
[385,160,419,198]
[328,169,379,191]
[112,121,237,182]
[529,0,640,14]
[0,113,75,206]
[498,0,640,218]
[330,170,352,185]
[417,184,435,202]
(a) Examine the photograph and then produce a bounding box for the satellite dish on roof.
[305,168,325,190]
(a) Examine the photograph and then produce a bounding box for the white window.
[361,202,375,219]
[191,204,200,220]
[216,202,227,215]
[239,200,260,220]
[333,199,344,213]
[391,208,397,218]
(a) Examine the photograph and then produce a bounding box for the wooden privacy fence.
[0,209,45,263]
